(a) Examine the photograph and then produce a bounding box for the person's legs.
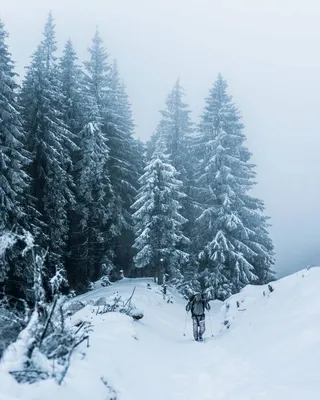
[192,317,199,340]
[199,316,206,340]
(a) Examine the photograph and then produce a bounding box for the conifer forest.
[0,13,275,304]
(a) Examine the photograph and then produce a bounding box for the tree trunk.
[157,264,164,285]
[157,271,163,285]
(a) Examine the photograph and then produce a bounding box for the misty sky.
[1,0,320,277]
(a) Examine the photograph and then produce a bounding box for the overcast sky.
[1,0,320,277]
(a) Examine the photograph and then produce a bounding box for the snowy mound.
[1,269,320,399]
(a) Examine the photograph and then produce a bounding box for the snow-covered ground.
[1,267,320,399]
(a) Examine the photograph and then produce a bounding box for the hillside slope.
[1,267,320,399]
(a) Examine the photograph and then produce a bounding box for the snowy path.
[77,279,240,400]
[2,270,320,399]
[76,274,320,400]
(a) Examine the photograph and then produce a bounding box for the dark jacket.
[186,295,210,317]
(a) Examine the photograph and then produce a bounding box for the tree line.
[0,14,275,303]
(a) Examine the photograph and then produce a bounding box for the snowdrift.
[1,267,320,399]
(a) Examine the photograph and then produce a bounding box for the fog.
[1,0,320,277]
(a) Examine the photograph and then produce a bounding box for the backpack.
[190,294,205,316]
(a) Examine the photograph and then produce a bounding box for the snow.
[1,268,320,399]
[1,310,38,373]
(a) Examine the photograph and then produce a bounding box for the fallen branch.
[73,335,89,349]
[123,286,136,309]
[74,321,86,335]
[39,298,58,346]
[57,335,89,385]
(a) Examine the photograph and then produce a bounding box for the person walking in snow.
[186,293,211,341]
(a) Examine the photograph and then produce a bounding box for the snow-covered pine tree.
[59,39,84,135]
[195,74,274,300]
[107,61,143,276]
[81,29,116,284]
[0,19,30,287]
[19,13,77,285]
[158,79,193,176]
[147,79,193,177]
[72,118,113,290]
[132,133,189,285]
[59,39,88,291]
[147,80,197,293]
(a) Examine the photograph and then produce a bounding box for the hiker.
[186,293,211,341]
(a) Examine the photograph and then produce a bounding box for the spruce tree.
[81,29,115,283]
[147,79,193,173]
[59,39,87,290]
[74,118,113,288]
[59,39,84,134]
[0,19,30,285]
[148,80,196,292]
[107,61,143,275]
[132,133,189,285]
[158,79,193,176]
[196,74,274,299]
[20,13,77,284]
